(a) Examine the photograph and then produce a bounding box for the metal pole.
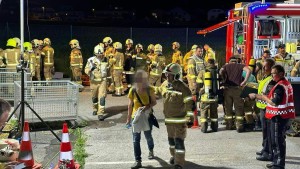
[20,0,25,130]
[70,25,73,40]
[186,27,188,53]
[130,27,133,39]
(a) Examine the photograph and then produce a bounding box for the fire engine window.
[258,20,280,36]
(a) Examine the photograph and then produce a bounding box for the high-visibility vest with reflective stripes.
[256,75,272,109]
[265,79,295,119]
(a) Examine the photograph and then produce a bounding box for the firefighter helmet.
[94,44,104,55]
[154,44,162,53]
[13,37,21,47]
[43,38,51,45]
[38,40,43,46]
[172,42,180,48]
[103,37,113,44]
[23,42,32,51]
[147,44,154,52]
[163,63,182,75]
[125,39,133,45]
[135,44,143,50]
[6,38,17,48]
[191,44,198,52]
[31,39,40,48]
[113,42,122,49]
[69,39,80,49]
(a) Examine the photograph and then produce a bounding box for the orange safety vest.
[265,79,295,119]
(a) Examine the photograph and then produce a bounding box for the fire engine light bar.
[267,8,300,10]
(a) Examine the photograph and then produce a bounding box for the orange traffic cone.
[191,96,200,129]
[18,121,34,167]
[58,123,75,169]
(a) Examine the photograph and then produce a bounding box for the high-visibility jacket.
[70,48,83,68]
[256,75,272,109]
[41,45,54,66]
[266,78,295,119]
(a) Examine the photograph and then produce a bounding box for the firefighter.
[274,44,295,77]
[291,60,300,77]
[183,44,198,76]
[0,48,5,68]
[186,45,205,125]
[31,39,42,81]
[198,59,219,133]
[171,42,183,67]
[157,63,195,169]
[69,39,83,87]
[41,38,55,81]
[23,42,36,78]
[84,44,109,121]
[146,44,155,74]
[203,44,216,64]
[149,44,166,97]
[13,37,21,49]
[219,56,251,132]
[2,38,20,71]
[124,38,135,94]
[111,42,125,96]
[134,44,148,72]
[103,37,115,94]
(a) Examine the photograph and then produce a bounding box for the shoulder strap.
[133,88,145,106]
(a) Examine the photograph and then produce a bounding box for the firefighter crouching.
[157,63,195,169]
[198,59,219,133]
[85,44,108,121]
[111,42,125,96]
[69,39,83,88]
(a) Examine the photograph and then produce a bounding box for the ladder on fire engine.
[240,4,249,63]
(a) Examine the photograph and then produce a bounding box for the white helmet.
[154,44,162,53]
[135,44,143,50]
[147,44,154,52]
[191,44,198,52]
[113,42,122,50]
[43,38,51,45]
[13,37,21,47]
[103,37,112,44]
[125,39,133,45]
[99,42,104,49]
[69,39,80,49]
[94,44,104,55]
[163,63,182,75]
[172,42,180,48]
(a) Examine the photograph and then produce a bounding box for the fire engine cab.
[197,0,300,65]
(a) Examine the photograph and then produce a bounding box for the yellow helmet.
[103,37,113,44]
[172,42,180,48]
[38,40,43,46]
[154,44,162,53]
[191,44,198,52]
[135,44,143,50]
[23,42,32,51]
[94,44,104,55]
[6,38,17,48]
[43,38,51,45]
[13,37,21,47]
[113,42,122,50]
[147,44,154,52]
[69,39,80,49]
[125,39,133,45]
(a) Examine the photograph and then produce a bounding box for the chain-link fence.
[0,22,227,77]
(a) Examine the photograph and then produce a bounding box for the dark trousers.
[268,116,289,168]
[260,109,272,157]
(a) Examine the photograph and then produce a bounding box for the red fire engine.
[197,0,300,65]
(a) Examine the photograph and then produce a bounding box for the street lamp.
[42,6,45,18]
[92,8,95,17]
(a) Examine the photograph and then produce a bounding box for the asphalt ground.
[16,86,300,169]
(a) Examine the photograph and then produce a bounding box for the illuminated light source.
[250,4,270,11]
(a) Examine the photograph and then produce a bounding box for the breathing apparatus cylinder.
[249,58,256,73]
[204,72,212,100]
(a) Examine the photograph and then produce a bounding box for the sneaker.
[169,157,174,165]
[148,150,154,159]
[266,163,274,168]
[131,161,142,169]
[98,115,104,121]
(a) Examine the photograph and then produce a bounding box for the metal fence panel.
[13,80,79,122]
[0,68,31,101]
